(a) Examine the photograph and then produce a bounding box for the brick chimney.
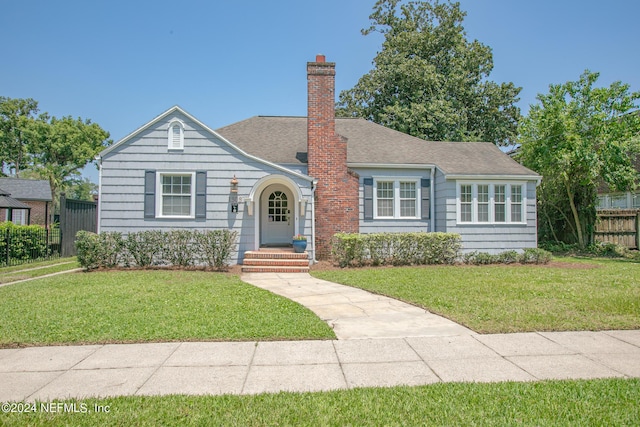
[307,55,359,259]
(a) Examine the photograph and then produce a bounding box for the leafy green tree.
[0,97,39,176]
[0,96,110,209]
[337,0,521,145]
[28,114,110,204]
[64,177,98,201]
[518,71,640,247]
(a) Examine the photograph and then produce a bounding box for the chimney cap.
[315,54,326,63]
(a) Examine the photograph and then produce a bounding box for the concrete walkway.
[241,272,475,339]
[1,272,638,402]
[1,332,639,401]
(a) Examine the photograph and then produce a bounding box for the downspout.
[430,168,435,231]
[311,179,318,264]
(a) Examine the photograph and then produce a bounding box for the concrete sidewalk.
[241,272,475,339]
[1,331,639,401]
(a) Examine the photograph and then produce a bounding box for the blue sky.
[2,1,639,183]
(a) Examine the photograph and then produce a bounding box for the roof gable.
[100,106,313,182]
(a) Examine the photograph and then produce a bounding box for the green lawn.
[312,257,640,333]
[1,379,637,426]
[0,270,335,347]
[0,258,79,284]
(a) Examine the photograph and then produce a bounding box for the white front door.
[261,185,294,246]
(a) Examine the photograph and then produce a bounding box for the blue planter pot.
[292,239,307,253]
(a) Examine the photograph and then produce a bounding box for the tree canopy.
[337,0,521,145]
[518,71,640,247]
[0,97,110,207]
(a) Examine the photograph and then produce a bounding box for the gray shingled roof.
[0,178,52,201]
[216,116,539,177]
[0,195,31,209]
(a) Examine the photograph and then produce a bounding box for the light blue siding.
[99,111,313,263]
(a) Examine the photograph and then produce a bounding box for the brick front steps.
[241,249,310,273]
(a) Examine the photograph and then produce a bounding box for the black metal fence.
[0,226,61,267]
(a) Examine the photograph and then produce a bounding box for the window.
[477,184,489,222]
[400,182,417,217]
[374,179,420,218]
[460,184,472,222]
[457,182,526,224]
[158,173,194,217]
[633,193,640,209]
[5,209,26,225]
[610,194,628,209]
[376,181,394,217]
[511,185,522,222]
[168,121,184,150]
[268,191,288,222]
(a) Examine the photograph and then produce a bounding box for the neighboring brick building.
[0,178,52,227]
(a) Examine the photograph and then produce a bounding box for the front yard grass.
[312,257,640,333]
[0,270,335,347]
[0,258,79,284]
[1,379,637,426]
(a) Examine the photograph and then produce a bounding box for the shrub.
[76,229,239,270]
[462,248,552,265]
[75,231,102,270]
[194,229,239,270]
[125,230,163,267]
[519,248,552,264]
[0,222,50,264]
[331,232,461,267]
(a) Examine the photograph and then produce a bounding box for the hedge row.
[331,232,462,267]
[76,229,238,271]
[0,222,51,264]
[461,248,552,265]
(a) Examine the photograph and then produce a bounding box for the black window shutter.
[363,178,374,221]
[195,171,207,219]
[144,170,156,218]
[421,178,431,220]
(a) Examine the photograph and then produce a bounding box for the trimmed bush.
[76,229,238,271]
[462,248,552,265]
[0,223,49,264]
[331,232,461,268]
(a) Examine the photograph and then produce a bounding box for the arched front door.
[260,184,294,247]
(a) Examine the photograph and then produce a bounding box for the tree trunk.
[564,177,584,247]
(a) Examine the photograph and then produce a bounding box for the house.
[596,156,640,210]
[97,55,540,264]
[0,178,52,226]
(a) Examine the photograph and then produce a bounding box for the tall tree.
[28,114,110,204]
[518,71,640,247]
[337,0,521,145]
[0,97,39,176]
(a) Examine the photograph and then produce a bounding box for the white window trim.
[456,181,527,225]
[167,120,185,150]
[156,172,196,218]
[373,177,421,219]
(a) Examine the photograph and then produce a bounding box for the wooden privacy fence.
[60,193,97,257]
[594,209,640,250]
